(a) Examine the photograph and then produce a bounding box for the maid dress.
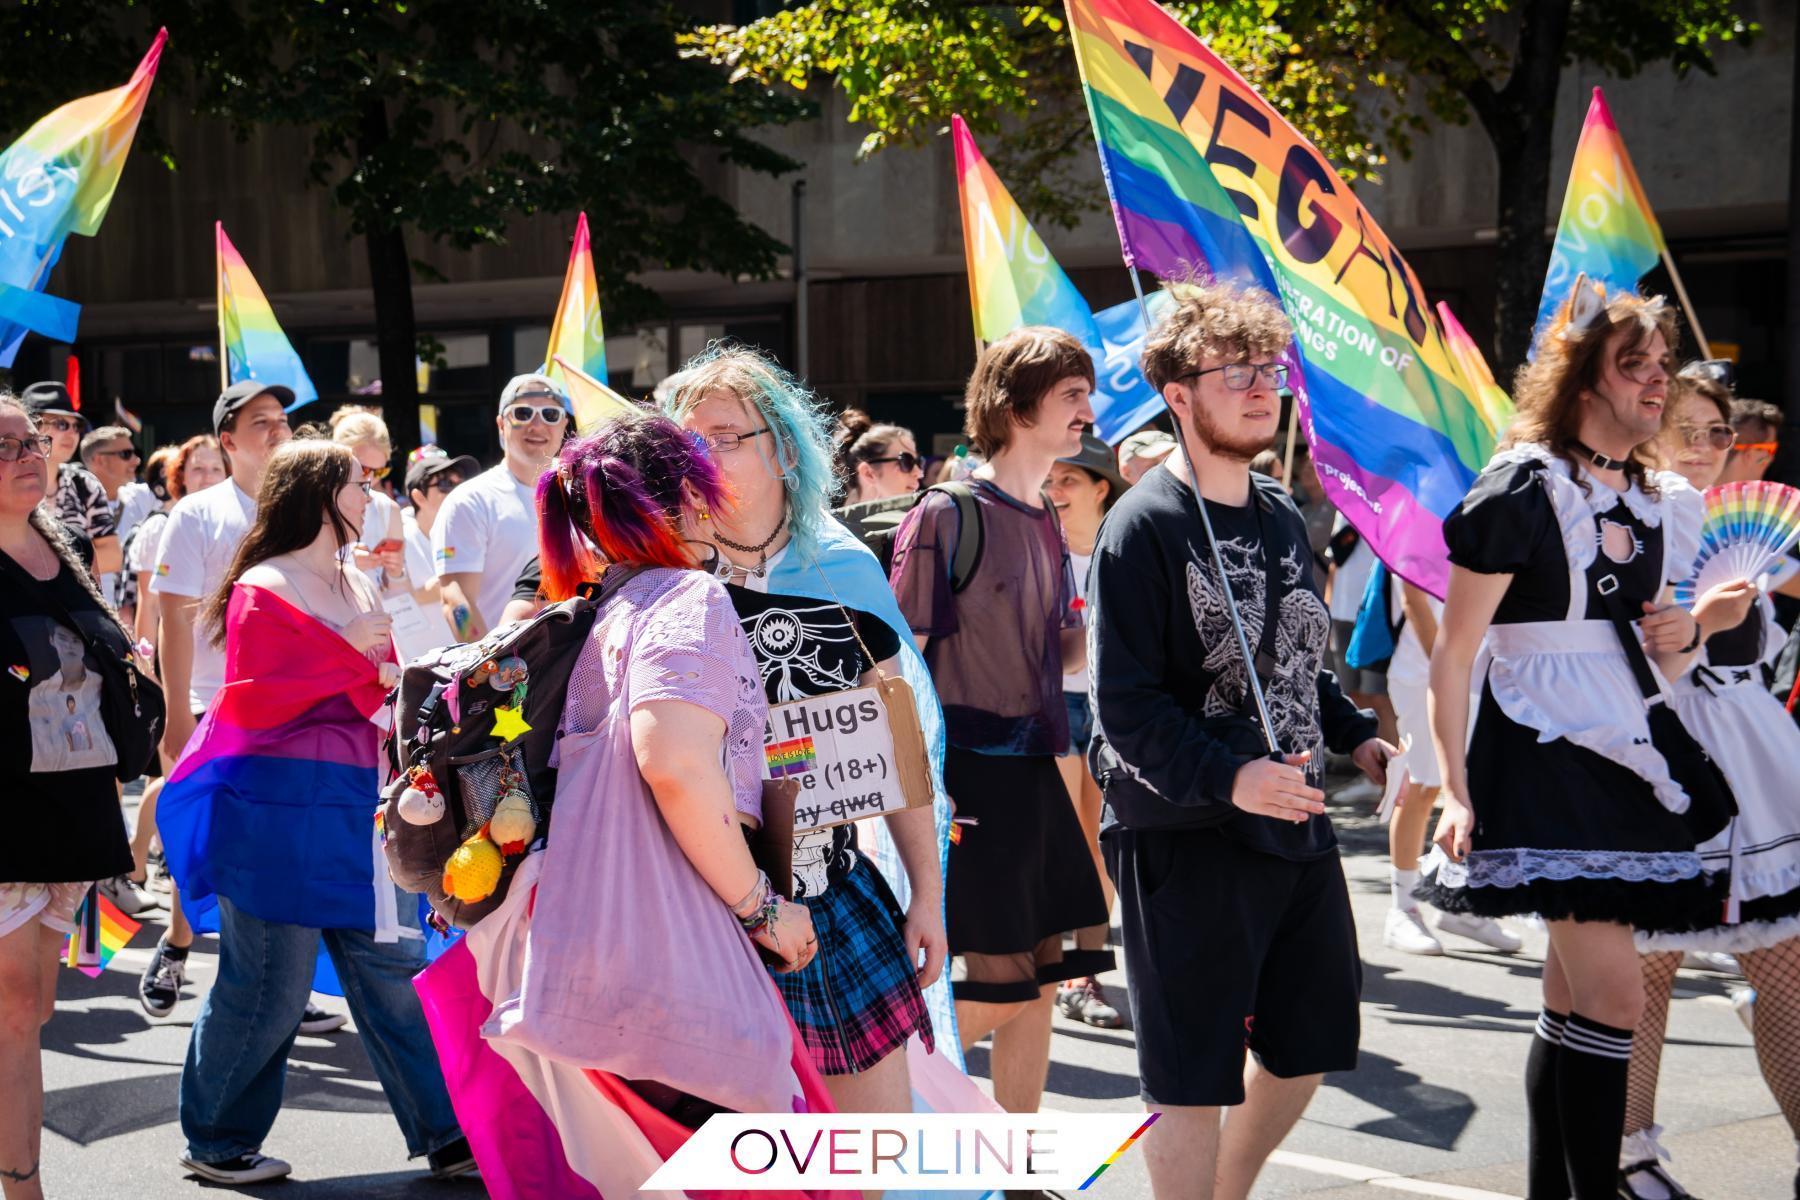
[1418,443,1728,933]
[1640,592,1800,951]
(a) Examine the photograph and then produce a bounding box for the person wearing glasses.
[1723,396,1784,486]
[19,382,121,581]
[432,373,569,642]
[1086,284,1389,1200]
[834,408,925,505]
[328,409,407,590]
[77,425,144,619]
[398,447,477,652]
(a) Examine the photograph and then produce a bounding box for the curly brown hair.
[963,326,1095,458]
[1506,287,1679,496]
[168,434,222,501]
[1140,280,1292,392]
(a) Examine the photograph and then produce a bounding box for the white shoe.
[1384,908,1444,956]
[179,1152,292,1184]
[1436,911,1524,953]
[1681,950,1741,975]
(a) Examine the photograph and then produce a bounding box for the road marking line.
[1270,1150,1520,1200]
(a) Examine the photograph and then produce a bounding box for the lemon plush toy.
[442,831,504,903]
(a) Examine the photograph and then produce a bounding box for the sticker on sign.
[761,685,925,831]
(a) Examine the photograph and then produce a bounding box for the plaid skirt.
[773,849,934,1075]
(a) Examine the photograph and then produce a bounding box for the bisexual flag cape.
[159,585,400,941]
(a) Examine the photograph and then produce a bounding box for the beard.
[1188,401,1275,464]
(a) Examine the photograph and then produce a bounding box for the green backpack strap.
[931,480,985,593]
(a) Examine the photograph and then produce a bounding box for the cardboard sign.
[762,684,928,832]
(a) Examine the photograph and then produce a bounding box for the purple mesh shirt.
[889,480,1081,756]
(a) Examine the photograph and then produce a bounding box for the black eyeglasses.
[428,475,463,494]
[506,404,568,426]
[1180,362,1289,391]
[701,427,775,453]
[91,447,141,462]
[0,434,54,462]
[1677,423,1737,452]
[36,416,85,434]
[863,452,921,473]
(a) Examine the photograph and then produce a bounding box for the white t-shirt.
[1386,581,1441,689]
[150,479,258,712]
[431,463,541,634]
[115,481,157,547]
[402,507,457,651]
[1063,549,1092,694]
[1326,514,1376,623]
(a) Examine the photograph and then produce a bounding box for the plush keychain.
[488,762,537,854]
[396,766,446,826]
[442,829,504,903]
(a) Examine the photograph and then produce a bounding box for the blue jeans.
[179,891,461,1164]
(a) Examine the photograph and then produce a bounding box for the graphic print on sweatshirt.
[1185,536,1329,778]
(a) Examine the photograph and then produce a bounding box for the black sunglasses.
[91,447,141,462]
[863,452,921,473]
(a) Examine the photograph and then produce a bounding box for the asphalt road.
[31,782,1793,1198]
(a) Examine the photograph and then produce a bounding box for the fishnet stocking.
[1624,951,1683,1136]
[1739,939,1800,1138]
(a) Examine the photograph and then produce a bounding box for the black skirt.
[1417,683,1727,933]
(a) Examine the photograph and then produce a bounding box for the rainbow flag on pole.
[216,221,318,410]
[1065,0,1506,596]
[1437,302,1514,436]
[1534,87,1668,341]
[63,887,141,978]
[551,353,638,433]
[542,212,608,390]
[951,114,1165,444]
[0,29,166,365]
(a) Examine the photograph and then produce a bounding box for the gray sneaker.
[98,874,155,916]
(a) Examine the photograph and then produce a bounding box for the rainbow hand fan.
[1672,481,1800,609]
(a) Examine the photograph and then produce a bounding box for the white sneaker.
[1681,950,1741,975]
[1384,908,1444,955]
[179,1152,292,1184]
[1436,911,1524,953]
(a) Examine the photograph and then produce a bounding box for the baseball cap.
[1057,432,1129,497]
[1119,429,1176,463]
[404,445,480,495]
[213,379,296,436]
[20,381,83,423]
[498,373,570,413]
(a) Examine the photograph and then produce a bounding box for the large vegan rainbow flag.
[951,113,1165,444]
[0,29,166,365]
[1535,87,1667,343]
[217,222,318,410]
[542,212,608,390]
[1066,0,1508,595]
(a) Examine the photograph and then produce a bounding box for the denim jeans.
[179,890,461,1164]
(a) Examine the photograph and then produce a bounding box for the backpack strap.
[929,481,985,593]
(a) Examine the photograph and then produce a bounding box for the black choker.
[1571,441,1628,471]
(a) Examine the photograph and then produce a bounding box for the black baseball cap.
[404,446,480,495]
[20,381,83,423]
[213,379,296,435]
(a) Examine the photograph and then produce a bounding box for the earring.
[698,508,711,522]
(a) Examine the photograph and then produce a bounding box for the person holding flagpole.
[1087,281,1391,1200]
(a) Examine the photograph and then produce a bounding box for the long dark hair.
[203,439,358,644]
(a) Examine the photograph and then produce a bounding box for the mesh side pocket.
[452,744,536,840]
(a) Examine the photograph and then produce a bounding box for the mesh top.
[890,481,1081,755]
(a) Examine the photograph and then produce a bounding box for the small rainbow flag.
[765,736,818,779]
[0,29,167,365]
[1535,87,1667,342]
[552,354,638,434]
[217,222,318,410]
[63,887,141,978]
[542,212,608,392]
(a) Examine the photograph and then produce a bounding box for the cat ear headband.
[1557,273,1670,342]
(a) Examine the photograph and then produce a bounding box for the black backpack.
[380,567,641,928]
[835,481,985,590]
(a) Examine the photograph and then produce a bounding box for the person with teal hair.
[661,343,968,1113]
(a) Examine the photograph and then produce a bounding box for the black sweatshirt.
[1088,466,1376,859]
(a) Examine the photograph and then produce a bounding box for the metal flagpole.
[1133,268,1279,751]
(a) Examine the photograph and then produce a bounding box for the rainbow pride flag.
[63,888,141,978]
[1436,302,1514,438]
[1066,0,1506,595]
[551,353,638,433]
[765,735,819,779]
[951,114,1164,444]
[217,222,318,410]
[1535,87,1667,342]
[542,212,607,391]
[0,29,166,365]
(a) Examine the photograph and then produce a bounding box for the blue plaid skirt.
[773,849,935,1075]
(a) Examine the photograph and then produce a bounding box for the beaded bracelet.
[741,893,784,945]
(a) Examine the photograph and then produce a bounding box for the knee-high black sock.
[1557,1012,1635,1199]
[1526,1009,1572,1200]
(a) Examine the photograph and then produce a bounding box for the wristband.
[1678,623,1703,654]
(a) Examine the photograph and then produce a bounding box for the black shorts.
[1104,826,1361,1106]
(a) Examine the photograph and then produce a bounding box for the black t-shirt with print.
[1,551,135,883]
[723,584,901,898]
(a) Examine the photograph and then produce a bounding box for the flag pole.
[1280,408,1300,483]
[214,222,227,394]
[1659,248,1712,358]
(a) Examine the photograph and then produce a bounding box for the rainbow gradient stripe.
[543,212,608,391]
[765,736,819,779]
[63,890,141,979]
[1436,302,1514,438]
[0,29,166,365]
[1535,88,1667,341]
[216,221,318,410]
[1078,1112,1159,1189]
[1066,0,1506,596]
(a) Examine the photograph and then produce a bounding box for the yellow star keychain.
[491,705,532,743]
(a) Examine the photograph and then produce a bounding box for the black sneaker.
[299,1003,347,1035]
[427,1136,478,1179]
[178,1151,292,1183]
[139,937,188,1019]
